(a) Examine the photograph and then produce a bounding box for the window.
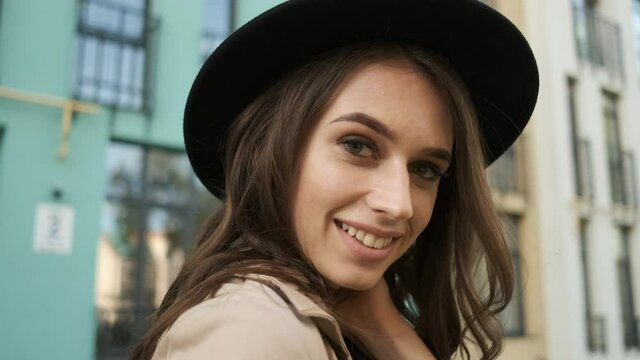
[616,226,639,349]
[499,214,525,336]
[580,219,607,352]
[487,144,523,194]
[622,151,639,208]
[568,79,594,199]
[201,0,233,61]
[73,0,153,111]
[633,0,640,71]
[95,142,218,359]
[572,0,624,76]
[603,92,626,205]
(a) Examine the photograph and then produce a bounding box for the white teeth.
[338,222,393,249]
[363,234,376,247]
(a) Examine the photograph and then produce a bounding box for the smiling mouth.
[335,220,394,249]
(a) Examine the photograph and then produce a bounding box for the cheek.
[297,148,363,206]
[292,151,339,244]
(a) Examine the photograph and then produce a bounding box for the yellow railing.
[0,86,100,160]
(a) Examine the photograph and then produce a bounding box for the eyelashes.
[339,135,377,157]
[336,135,448,181]
[409,162,448,181]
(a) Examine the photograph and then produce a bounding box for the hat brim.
[185,0,539,198]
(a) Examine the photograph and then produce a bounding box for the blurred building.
[0,1,279,359]
[487,0,640,359]
[1,0,639,359]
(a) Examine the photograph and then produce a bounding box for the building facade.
[493,0,640,359]
[0,1,279,359]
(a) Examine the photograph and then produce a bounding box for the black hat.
[185,0,539,198]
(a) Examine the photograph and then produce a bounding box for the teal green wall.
[0,0,106,359]
[235,0,285,27]
[0,0,75,95]
[0,106,108,360]
[0,0,285,358]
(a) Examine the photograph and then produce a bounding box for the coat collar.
[241,274,352,359]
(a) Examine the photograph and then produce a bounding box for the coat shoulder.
[152,278,329,360]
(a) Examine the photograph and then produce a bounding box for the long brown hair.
[132,43,514,360]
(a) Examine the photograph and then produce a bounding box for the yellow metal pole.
[0,86,100,160]
[58,105,74,160]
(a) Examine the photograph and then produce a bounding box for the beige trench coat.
[151,274,352,359]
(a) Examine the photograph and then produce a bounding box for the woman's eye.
[410,162,446,181]
[339,136,376,157]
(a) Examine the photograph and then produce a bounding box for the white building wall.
[515,0,640,359]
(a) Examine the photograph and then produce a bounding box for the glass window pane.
[97,142,220,358]
[123,10,145,39]
[95,200,140,357]
[146,149,193,205]
[603,93,624,204]
[82,0,145,37]
[204,0,231,33]
[499,214,525,336]
[74,0,149,110]
[617,227,639,348]
[145,207,192,309]
[202,0,232,58]
[634,0,640,69]
[106,143,144,199]
[487,144,519,193]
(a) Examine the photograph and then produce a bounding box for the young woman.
[132,1,538,359]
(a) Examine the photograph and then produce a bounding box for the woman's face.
[292,59,454,290]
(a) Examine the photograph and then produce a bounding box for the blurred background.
[0,0,639,359]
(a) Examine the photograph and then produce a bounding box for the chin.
[323,269,383,291]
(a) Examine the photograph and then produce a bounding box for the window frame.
[72,0,155,112]
[499,213,526,337]
[602,91,626,205]
[201,0,234,62]
[617,226,639,349]
[95,139,218,358]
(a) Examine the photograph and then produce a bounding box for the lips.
[335,220,394,249]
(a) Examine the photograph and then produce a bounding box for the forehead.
[319,59,454,149]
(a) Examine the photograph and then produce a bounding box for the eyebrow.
[330,112,452,164]
[330,112,397,141]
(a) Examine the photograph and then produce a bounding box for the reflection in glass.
[95,201,139,357]
[145,208,189,309]
[498,214,525,337]
[487,144,521,193]
[201,0,232,60]
[106,142,143,198]
[146,149,193,205]
[74,0,150,110]
[96,142,217,359]
[633,0,640,71]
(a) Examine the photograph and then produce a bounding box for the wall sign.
[33,203,75,255]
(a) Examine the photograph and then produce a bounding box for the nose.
[365,162,414,220]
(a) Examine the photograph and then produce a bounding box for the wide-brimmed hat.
[185,0,539,198]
